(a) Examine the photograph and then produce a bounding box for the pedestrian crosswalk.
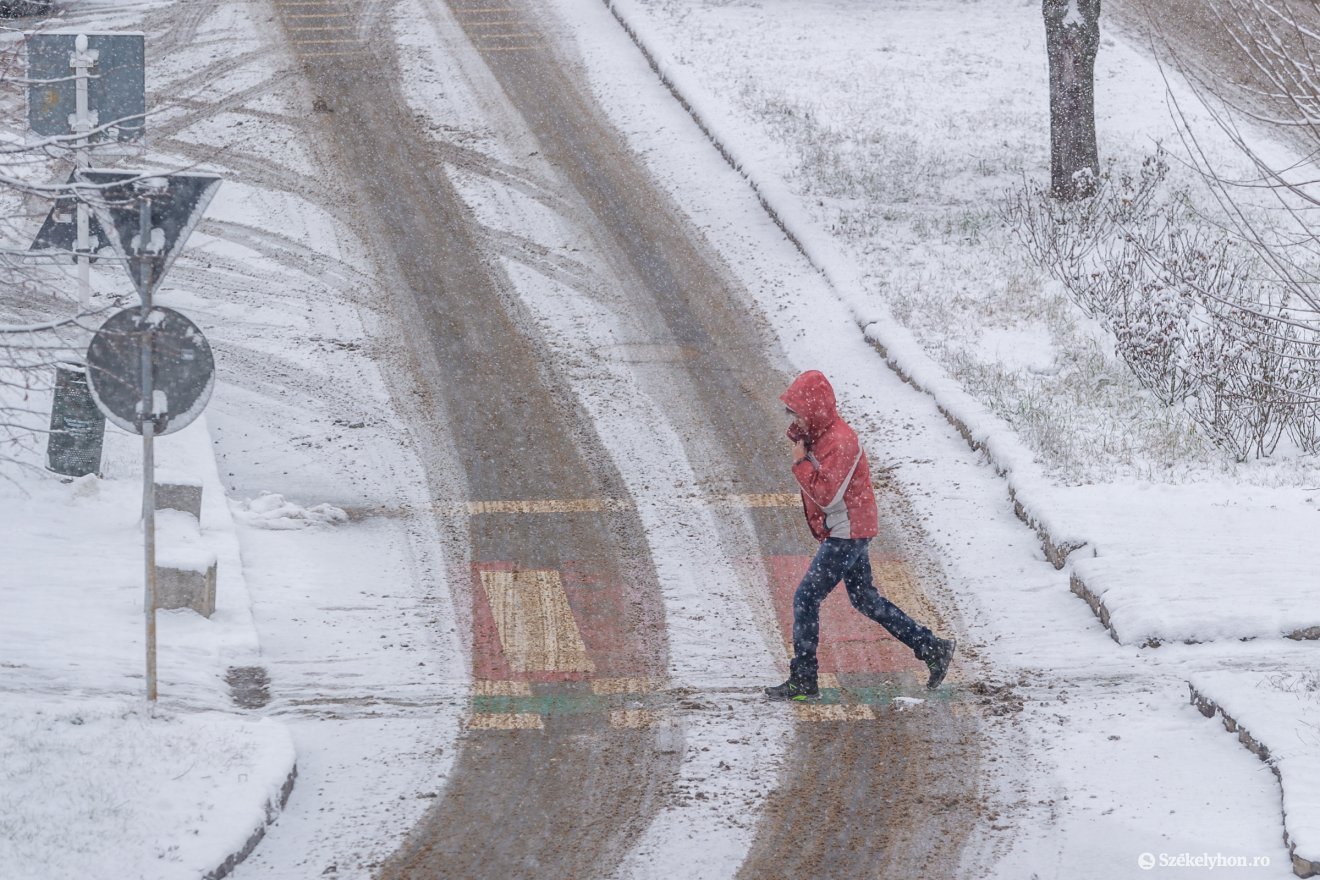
[451,1,544,54]
[275,0,364,61]
[461,492,801,516]
[462,550,963,731]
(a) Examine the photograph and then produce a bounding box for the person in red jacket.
[766,370,956,701]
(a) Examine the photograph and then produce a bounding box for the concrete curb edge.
[1188,684,1317,878]
[204,762,298,880]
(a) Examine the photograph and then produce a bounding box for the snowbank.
[0,414,261,702]
[232,492,349,530]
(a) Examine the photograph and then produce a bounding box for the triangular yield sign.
[75,169,222,300]
[30,171,113,262]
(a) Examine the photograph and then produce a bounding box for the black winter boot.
[925,637,956,690]
[766,657,819,701]
[765,678,819,701]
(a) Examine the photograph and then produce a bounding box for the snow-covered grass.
[0,696,294,880]
[620,0,1320,488]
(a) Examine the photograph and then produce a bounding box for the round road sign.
[85,306,215,436]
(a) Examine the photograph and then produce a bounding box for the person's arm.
[791,434,859,510]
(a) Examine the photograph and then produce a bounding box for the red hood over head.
[780,370,838,442]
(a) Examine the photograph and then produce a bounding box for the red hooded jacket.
[781,370,878,542]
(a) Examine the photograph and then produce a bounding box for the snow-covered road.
[3,0,1317,877]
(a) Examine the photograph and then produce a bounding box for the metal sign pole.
[70,34,97,310]
[138,192,157,703]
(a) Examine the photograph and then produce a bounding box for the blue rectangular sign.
[27,33,146,142]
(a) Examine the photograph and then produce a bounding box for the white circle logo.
[1138,853,1156,870]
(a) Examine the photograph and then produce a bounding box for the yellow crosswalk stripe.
[793,703,876,722]
[466,712,544,730]
[465,498,632,515]
[609,709,661,729]
[590,677,661,695]
[473,679,533,697]
[461,493,800,516]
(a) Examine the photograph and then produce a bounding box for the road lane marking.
[462,492,800,515]
[474,679,533,697]
[793,703,876,722]
[464,676,958,726]
[466,712,544,730]
[591,677,660,695]
[481,569,595,673]
[610,709,660,729]
[466,498,632,515]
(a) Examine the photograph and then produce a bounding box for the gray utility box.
[151,492,215,618]
[46,362,105,477]
[155,479,202,520]
[153,552,217,618]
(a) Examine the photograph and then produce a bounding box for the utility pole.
[70,33,98,309]
[135,177,165,702]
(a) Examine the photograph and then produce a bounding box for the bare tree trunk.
[1044,0,1102,200]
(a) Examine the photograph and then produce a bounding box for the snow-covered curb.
[598,0,1089,570]
[205,759,298,880]
[1075,571,1320,648]
[1189,680,1320,878]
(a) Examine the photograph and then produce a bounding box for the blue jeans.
[790,537,936,685]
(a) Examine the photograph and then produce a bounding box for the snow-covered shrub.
[1002,151,1320,460]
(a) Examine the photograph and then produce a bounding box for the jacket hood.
[780,370,838,441]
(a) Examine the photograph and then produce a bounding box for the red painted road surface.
[765,554,917,675]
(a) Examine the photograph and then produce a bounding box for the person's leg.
[842,544,938,661]
[788,538,860,686]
